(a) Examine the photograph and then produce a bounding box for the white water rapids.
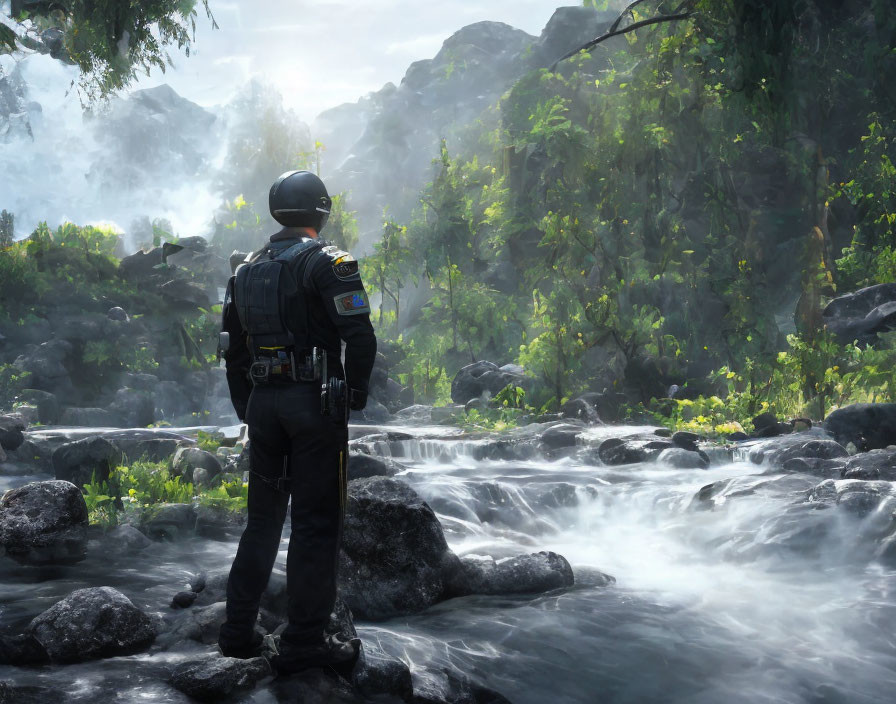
[1,423,895,702]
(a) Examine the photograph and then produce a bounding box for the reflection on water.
[2,424,895,703]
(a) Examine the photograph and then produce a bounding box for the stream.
[2,423,895,703]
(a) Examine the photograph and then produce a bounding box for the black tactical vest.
[232,238,321,357]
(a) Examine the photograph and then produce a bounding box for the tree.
[2,1,216,100]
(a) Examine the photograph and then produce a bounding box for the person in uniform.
[217,170,376,673]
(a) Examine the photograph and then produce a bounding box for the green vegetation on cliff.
[359,0,896,426]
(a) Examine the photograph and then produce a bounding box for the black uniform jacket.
[222,230,377,421]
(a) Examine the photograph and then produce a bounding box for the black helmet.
[269,170,332,230]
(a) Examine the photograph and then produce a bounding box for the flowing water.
[2,423,896,703]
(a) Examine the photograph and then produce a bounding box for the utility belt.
[249,346,321,384]
[248,344,347,419]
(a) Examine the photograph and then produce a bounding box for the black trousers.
[219,381,348,649]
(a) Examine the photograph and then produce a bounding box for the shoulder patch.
[333,290,371,316]
[333,259,359,280]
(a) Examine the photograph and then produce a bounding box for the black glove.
[349,388,368,411]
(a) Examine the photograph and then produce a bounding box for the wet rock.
[657,447,709,469]
[58,407,114,427]
[347,452,400,479]
[0,633,50,666]
[825,403,896,451]
[691,474,819,511]
[17,389,59,424]
[841,449,896,481]
[747,434,848,468]
[780,457,847,479]
[52,436,123,488]
[353,396,392,423]
[195,503,246,540]
[671,431,700,451]
[597,435,674,466]
[0,479,88,564]
[170,446,222,483]
[0,414,25,451]
[13,340,73,399]
[171,590,199,608]
[12,405,39,426]
[538,483,579,508]
[91,524,151,554]
[451,360,527,404]
[560,397,601,424]
[141,502,196,540]
[448,551,574,597]
[540,423,583,450]
[395,404,433,423]
[356,641,414,700]
[105,429,189,463]
[340,477,459,620]
[412,667,513,704]
[807,479,895,518]
[169,655,271,701]
[823,282,896,345]
[26,586,156,662]
[108,387,155,428]
[0,679,65,703]
[270,667,358,702]
[472,437,538,461]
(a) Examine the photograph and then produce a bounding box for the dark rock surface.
[0,414,26,450]
[412,666,514,704]
[347,452,401,480]
[540,423,583,450]
[170,446,222,483]
[451,361,528,404]
[140,502,196,541]
[52,436,123,488]
[449,551,575,596]
[355,641,414,700]
[825,403,896,451]
[657,447,710,469]
[169,655,271,701]
[340,477,459,620]
[841,449,896,481]
[0,479,88,564]
[596,435,675,466]
[823,282,896,345]
[17,389,60,424]
[747,434,849,468]
[26,586,156,662]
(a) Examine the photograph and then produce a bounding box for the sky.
[135,0,570,121]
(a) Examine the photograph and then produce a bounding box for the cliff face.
[313,6,615,248]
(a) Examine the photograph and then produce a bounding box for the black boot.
[217,630,265,659]
[271,634,360,676]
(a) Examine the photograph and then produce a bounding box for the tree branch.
[551,5,694,71]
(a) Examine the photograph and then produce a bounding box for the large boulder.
[747,434,849,468]
[58,407,114,427]
[170,446,222,483]
[448,551,576,597]
[823,283,896,345]
[26,586,156,662]
[340,477,459,619]
[0,480,88,564]
[450,361,527,404]
[825,403,896,451]
[52,436,123,488]
[108,387,155,428]
[169,655,271,702]
[17,389,60,425]
[355,641,414,701]
[140,502,196,541]
[595,435,674,466]
[0,414,25,450]
[13,340,73,399]
[347,452,400,480]
[841,449,896,481]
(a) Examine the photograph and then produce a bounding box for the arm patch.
[333,259,359,280]
[333,290,371,316]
